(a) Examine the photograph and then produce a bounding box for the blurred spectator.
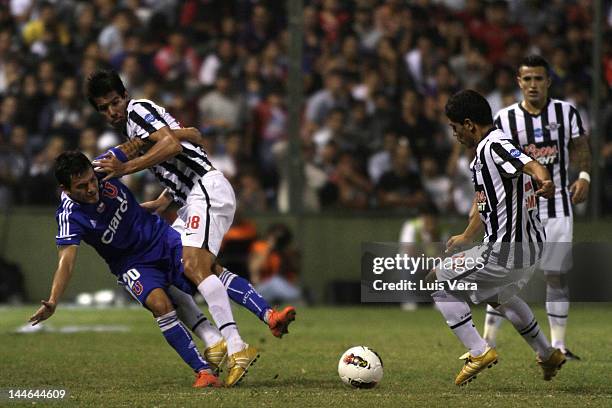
[0,125,29,207]
[368,130,398,185]
[376,138,428,210]
[248,223,302,304]
[26,135,65,204]
[236,170,267,213]
[22,2,70,48]
[39,76,83,144]
[198,37,239,86]
[251,85,287,172]
[98,8,133,61]
[220,212,258,279]
[198,70,245,134]
[153,30,199,83]
[305,69,349,132]
[79,127,100,160]
[329,151,373,210]
[420,156,452,213]
[486,65,521,115]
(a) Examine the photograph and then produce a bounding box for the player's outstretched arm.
[568,135,591,204]
[94,126,183,181]
[446,200,482,252]
[522,161,554,199]
[29,245,79,325]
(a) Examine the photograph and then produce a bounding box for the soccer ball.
[338,346,383,388]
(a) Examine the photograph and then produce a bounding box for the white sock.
[197,275,245,355]
[483,304,504,347]
[167,286,223,347]
[432,290,487,356]
[546,283,569,351]
[496,296,552,359]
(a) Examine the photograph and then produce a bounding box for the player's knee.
[146,289,174,317]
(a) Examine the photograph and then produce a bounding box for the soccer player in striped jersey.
[434,90,565,386]
[85,70,294,386]
[30,151,294,387]
[484,56,591,360]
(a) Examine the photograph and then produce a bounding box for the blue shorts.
[117,241,196,306]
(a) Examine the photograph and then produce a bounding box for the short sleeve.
[569,105,586,139]
[55,206,84,246]
[127,101,169,139]
[490,140,532,178]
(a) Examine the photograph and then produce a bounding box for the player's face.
[94,91,128,128]
[449,120,475,147]
[517,66,550,107]
[66,167,99,204]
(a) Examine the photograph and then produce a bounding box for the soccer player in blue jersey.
[29,151,295,387]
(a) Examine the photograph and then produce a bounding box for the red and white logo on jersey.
[523,141,559,165]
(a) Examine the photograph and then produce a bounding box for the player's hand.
[569,178,589,204]
[92,154,126,181]
[446,234,469,253]
[29,300,56,326]
[535,179,554,199]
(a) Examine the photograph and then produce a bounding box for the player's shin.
[198,274,246,355]
[156,310,210,373]
[219,268,271,321]
[495,296,553,359]
[483,304,504,347]
[545,280,569,351]
[168,286,223,347]
[432,290,487,356]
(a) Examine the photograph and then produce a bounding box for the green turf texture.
[1,304,611,407]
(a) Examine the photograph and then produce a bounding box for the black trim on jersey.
[498,175,514,266]
[135,101,169,127]
[181,145,214,167]
[491,143,524,174]
[541,106,552,143]
[176,153,206,177]
[523,109,537,145]
[159,161,195,190]
[198,179,211,251]
[515,174,524,268]
[494,116,503,131]
[153,172,188,202]
[569,106,585,136]
[449,315,473,330]
[129,110,157,134]
[508,110,519,143]
[555,103,570,216]
[480,146,499,242]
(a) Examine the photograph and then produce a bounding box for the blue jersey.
[55,176,180,276]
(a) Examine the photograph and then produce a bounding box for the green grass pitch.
[1,304,611,407]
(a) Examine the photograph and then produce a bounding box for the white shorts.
[540,216,573,273]
[435,245,536,305]
[172,170,236,256]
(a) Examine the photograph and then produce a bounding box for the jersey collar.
[519,98,551,117]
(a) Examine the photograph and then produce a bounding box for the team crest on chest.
[545,122,560,131]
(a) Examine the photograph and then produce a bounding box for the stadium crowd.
[0,0,610,213]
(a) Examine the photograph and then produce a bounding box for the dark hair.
[54,151,92,188]
[86,70,126,109]
[518,55,550,77]
[445,89,493,126]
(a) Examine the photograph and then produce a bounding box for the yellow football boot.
[225,344,260,387]
[537,348,566,381]
[455,346,498,386]
[204,340,227,374]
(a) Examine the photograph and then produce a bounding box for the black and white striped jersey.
[494,99,585,219]
[125,99,214,206]
[471,128,545,266]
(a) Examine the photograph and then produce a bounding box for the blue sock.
[157,310,209,372]
[219,268,271,321]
